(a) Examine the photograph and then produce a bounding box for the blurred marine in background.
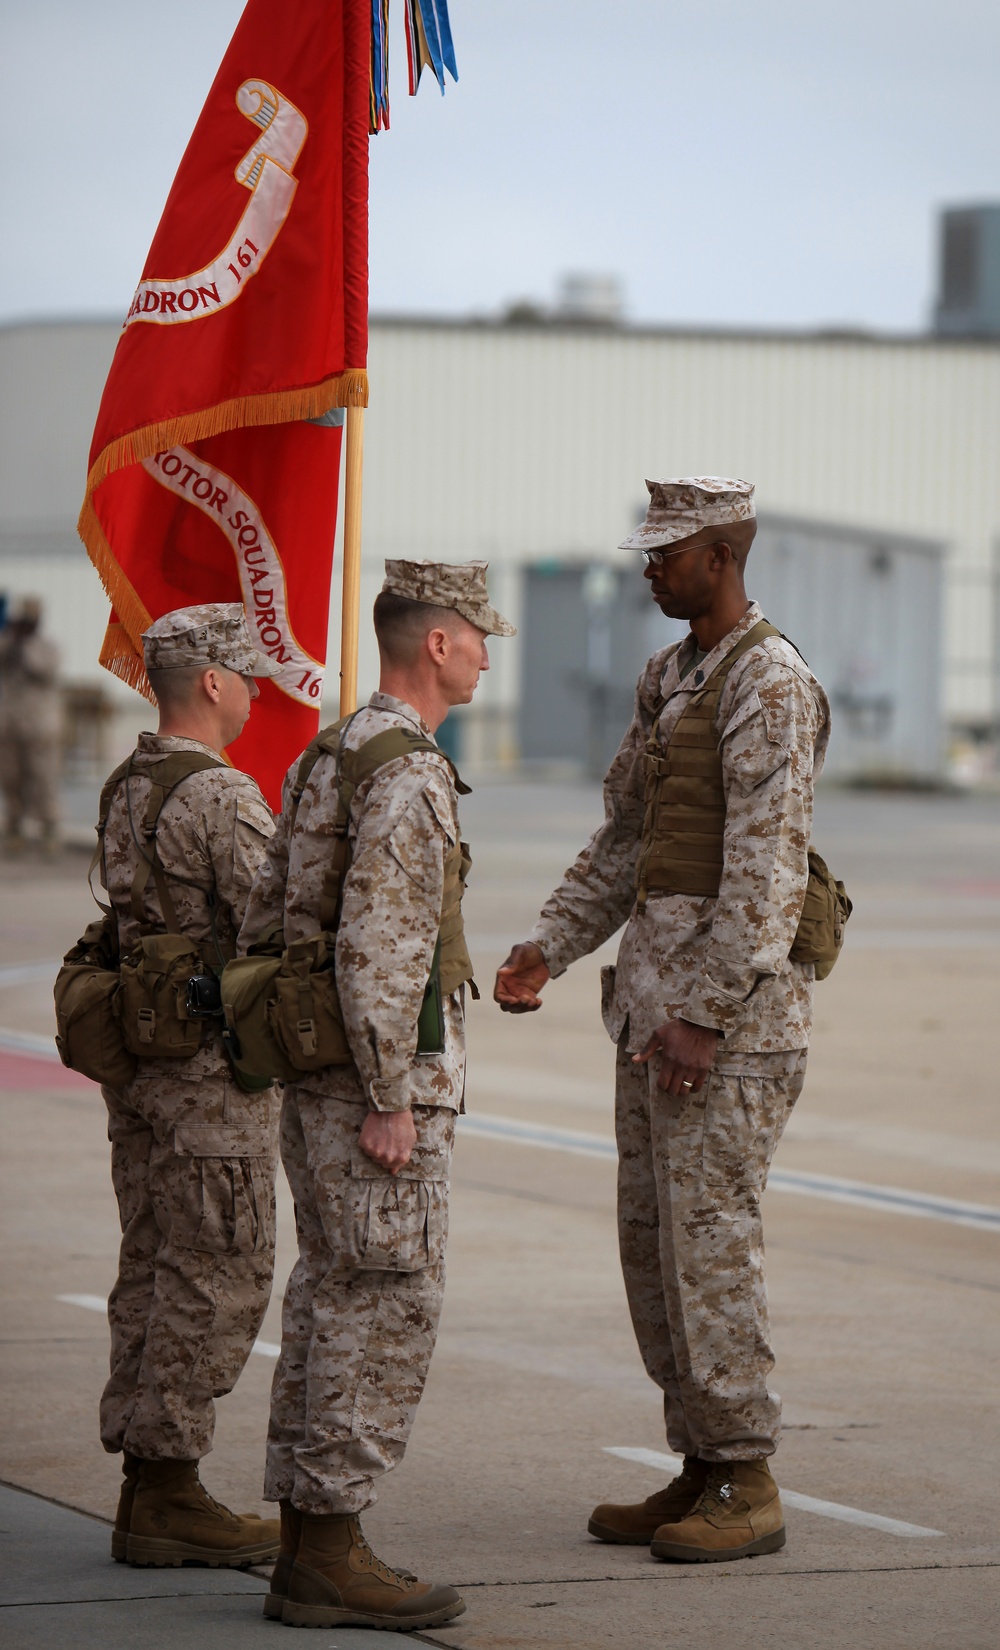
[0,595,62,853]
[496,478,832,1564]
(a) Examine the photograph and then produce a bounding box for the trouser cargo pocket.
[161,1124,276,1256]
[344,1137,451,1273]
[701,1070,799,1196]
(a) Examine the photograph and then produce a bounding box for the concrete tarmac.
[1,782,999,1648]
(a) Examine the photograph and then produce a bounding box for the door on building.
[518,562,667,775]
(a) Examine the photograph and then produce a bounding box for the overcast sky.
[3,0,999,332]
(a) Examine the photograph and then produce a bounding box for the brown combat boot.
[650,1458,786,1562]
[126,1459,280,1568]
[588,1457,711,1544]
[111,1452,142,1562]
[282,1512,466,1629]
[263,1500,302,1620]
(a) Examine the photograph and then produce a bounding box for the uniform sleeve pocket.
[344,1140,450,1272]
[236,793,275,837]
[722,701,791,797]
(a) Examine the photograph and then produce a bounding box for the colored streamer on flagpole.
[371,0,457,130]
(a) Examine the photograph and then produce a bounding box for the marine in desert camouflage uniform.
[98,604,281,1568]
[239,560,513,1631]
[496,479,830,1563]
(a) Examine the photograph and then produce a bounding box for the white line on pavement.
[57,1293,109,1314]
[458,1113,1000,1233]
[603,1447,944,1539]
[0,1025,61,1061]
[0,961,61,988]
[462,1112,617,1160]
[56,1295,280,1358]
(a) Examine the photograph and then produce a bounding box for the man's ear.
[425,626,450,666]
[202,667,224,704]
[709,540,734,571]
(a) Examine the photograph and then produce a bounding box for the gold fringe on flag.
[80,369,369,500]
[77,367,369,703]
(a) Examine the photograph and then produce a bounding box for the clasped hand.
[494,941,719,1096]
[493,942,550,1013]
[358,1108,417,1174]
[633,1019,720,1095]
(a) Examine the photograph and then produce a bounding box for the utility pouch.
[221,952,300,1085]
[118,934,207,1059]
[220,928,351,1083]
[270,934,352,1071]
[53,915,137,1088]
[416,938,446,1055]
[789,848,853,980]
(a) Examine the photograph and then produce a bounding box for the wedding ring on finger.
[680,1080,694,1091]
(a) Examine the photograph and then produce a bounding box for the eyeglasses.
[641,544,695,567]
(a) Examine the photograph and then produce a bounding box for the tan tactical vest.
[634,618,851,978]
[636,620,780,909]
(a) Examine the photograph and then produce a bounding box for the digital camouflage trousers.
[101,1073,278,1461]
[265,1082,454,1515]
[615,1036,807,1461]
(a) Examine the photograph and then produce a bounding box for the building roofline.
[4,308,1000,352]
[368,312,1000,350]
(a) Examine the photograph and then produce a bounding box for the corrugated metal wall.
[2,318,998,742]
[360,321,1000,725]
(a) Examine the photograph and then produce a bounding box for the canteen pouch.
[118,933,207,1059]
[221,951,300,1085]
[221,933,351,1084]
[270,933,352,1071]
[53,915,137,1089]
[788,848,853,980]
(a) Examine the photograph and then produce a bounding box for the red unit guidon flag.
[78,0,371,807]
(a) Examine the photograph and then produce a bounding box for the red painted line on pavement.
[0,1050,97,1092]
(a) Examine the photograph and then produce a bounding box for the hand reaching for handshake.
[493,942,551,1013]
[494,942,720,1093]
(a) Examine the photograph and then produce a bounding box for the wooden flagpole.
[339,403,365,714]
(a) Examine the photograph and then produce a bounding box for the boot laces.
[692,1465,738,1516]
[198,1483,235,1521]
[648,1463,697,1510]
[354,1524,412,1588]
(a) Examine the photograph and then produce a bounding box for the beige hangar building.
[1,308,998,780]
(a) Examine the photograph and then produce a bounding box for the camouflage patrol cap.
[619,477,756,552]
[381,560,516,637]
[142,603,280,677]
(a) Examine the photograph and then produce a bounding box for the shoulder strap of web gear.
[88,757,133,913]
[648,619,784,736]
[289,717,471,818]
[95,750,226,935]
[289,716,469,933]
